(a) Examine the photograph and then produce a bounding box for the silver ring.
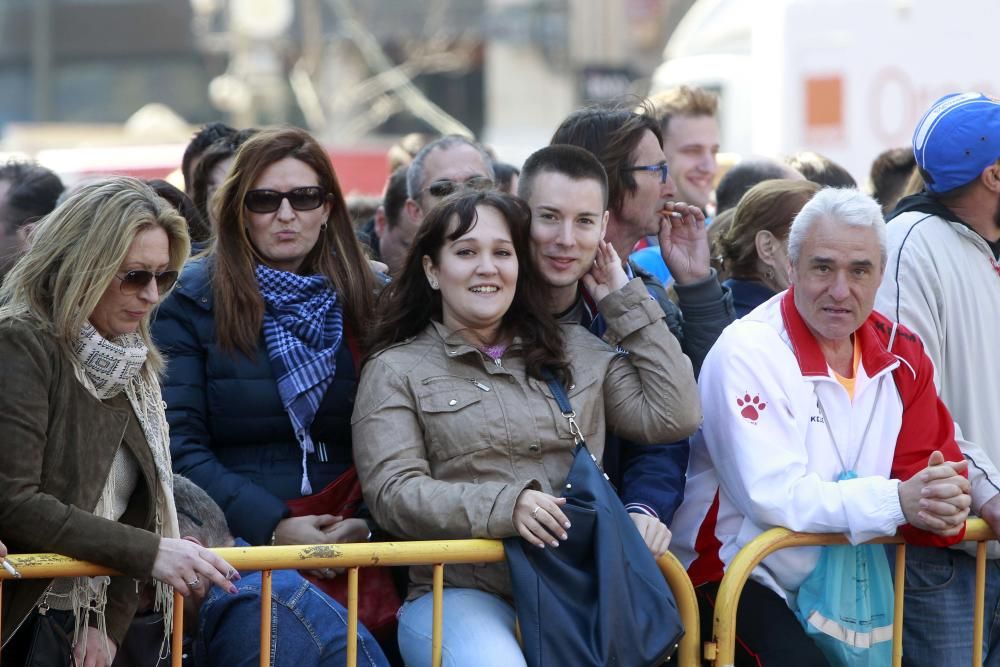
[226,568,237,581]
[323,568,334,577]
[186,577,200,588]
[531,506,541,519]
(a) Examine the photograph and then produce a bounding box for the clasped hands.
[898,450,972,536]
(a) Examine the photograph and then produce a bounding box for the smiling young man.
[518,144,693,555]
[631,86,722,285]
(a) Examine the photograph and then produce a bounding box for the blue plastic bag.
[794,471,894,667]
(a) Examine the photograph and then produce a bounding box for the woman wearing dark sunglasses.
[0,178,239,666]
[152,127,391,633]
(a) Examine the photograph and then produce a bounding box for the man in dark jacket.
[550,105,735,377]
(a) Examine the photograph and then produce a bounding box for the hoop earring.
[765,268,774,280]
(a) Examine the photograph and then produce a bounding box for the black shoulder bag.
[503,371,684,667]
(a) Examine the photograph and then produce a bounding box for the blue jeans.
[397,588,526,667]
[894,545,1000,667]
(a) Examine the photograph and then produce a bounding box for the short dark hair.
[493,162,521,194]
[382,165,410,229]
[173,475,232,547]
[550,105,662,216]
[868,147,917,215]
[181,122,237,192]
[518,144,609,209]
[0,160,64,232]
[146,179,210,244]
[715,158,801,214]
[366,190,571,386]
[786,151,857,188]
[191,129,258,226]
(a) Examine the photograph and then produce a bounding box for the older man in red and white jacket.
[670,187,971,667]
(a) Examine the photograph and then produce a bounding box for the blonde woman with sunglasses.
[0,177,238,667]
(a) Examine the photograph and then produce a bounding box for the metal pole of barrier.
[974,541,987,667]
[711,520,995,667]
[260,569,272,667]
[656,552,700,667]
[172,590,184,667]
[347,567,359,667]
[0,580,4,667]
[432,563,444,667]
[892,544,905,667]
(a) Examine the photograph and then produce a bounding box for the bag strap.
[541,369,584,446]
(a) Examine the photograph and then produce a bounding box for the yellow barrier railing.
[0,539,699,667]
[705,518,996,667]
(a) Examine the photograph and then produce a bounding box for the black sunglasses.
[115,270,179,296]
[244,187,328,214]
[622,162,670,184]
[423,176,495,199]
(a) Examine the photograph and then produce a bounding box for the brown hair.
[551,104,662,216]
[719,179,820,279]
[647,86,719,137]
[365,190,570,385]
[212,126,378,357]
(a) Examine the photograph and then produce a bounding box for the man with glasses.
[631,86,723,284]
[551,104,734,377]
[404,135,496,224]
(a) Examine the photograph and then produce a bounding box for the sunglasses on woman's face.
[115,270,179,296]
[423,176,495,199]
[243,186,327,214]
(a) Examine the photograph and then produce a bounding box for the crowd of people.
[0,86,996,667]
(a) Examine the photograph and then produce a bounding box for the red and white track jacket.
[670,289,966,603]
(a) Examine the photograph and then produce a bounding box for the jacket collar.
[779,288,898,378]
[429,320,522,359]
[174,255,214,311]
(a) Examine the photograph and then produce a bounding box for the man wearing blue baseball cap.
[877,92,1000,666]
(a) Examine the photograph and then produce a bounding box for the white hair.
[787,187,887,267]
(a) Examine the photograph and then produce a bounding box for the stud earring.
[320,223,327,231]
[429,280,439,290]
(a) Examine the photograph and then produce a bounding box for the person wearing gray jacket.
[352,191,700,667]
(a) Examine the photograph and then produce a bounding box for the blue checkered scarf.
[256,263,343,495]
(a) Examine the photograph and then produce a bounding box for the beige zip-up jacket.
[352,279,701,601]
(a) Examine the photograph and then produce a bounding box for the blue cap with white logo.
[912,92,1000,193]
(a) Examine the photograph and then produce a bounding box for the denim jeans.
[894,545,1000,667]
[397,588,526,667]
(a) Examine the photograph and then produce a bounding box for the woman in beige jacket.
[353,191,700,667]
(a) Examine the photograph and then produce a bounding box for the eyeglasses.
[623,162,670,184]
[114,270,179,295]
[422,176,495,199]
[244,187,328,214]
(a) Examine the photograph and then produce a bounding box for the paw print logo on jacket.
[736,393,766,423]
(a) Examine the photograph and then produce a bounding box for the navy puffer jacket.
[153,256,359,545]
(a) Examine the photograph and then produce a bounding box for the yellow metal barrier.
[0,539,699,667]
[706,518,996,667]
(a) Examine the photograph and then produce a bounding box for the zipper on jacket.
[468,379,491,391]
[494,357,503,368]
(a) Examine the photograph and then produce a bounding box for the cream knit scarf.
[67,323,179,653]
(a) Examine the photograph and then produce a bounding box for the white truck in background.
[650,0,1000,183]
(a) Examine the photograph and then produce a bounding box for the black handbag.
[503,373,684,667]
[6,603,76,667]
